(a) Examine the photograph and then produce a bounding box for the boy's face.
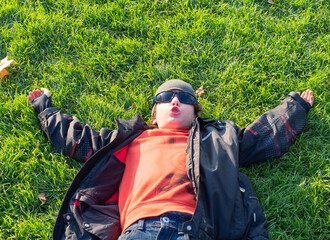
[154,94,195,129]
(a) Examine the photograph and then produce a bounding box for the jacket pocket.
[228,185,248,239]
[63,212,99,240]
[68,191,121,240]
[238,172,269,240]
[80,203,121,240]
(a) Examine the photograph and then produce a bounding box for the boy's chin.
[159,122,190,130]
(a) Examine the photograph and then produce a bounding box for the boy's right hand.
[28,88,51,103]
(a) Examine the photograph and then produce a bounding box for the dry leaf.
[195,85,205,96]
[38,192,47,204]
[183,44,190,51]
[268,0,274,4]
[0,56,17,78]
[129,103,137,109]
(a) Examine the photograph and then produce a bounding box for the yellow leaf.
[0,56,17,78]
[0,69,9,78]
[38,192,47,204]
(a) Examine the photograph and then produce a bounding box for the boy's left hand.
[298,89,314,106]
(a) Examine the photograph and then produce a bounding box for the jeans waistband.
[136,211,192,233]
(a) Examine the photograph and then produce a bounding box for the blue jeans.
[118,212,192,240]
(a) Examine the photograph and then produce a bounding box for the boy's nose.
[171,96,180,105]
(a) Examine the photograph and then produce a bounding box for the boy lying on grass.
[29,80,313,240]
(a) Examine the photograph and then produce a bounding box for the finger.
[31,90,37,99]
[306,90,313,96]
[309,92,314,106]
[33,90,42,98]
[41,88,51,97]
[28,91,36,103]
[28,90,42,102]
[305,90,313,99]
[301,90,314,106]
[308,90,313,97]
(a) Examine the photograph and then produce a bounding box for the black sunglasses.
[153,91,197,105]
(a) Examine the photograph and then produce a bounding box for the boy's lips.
[171,106,180,116]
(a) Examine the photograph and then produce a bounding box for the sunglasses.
[153,91,197,105]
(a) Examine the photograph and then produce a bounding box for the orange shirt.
[118,129,196,231]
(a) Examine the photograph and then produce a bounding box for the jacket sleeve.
[238,92,312,166]
[32,94,117,162]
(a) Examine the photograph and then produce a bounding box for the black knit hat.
[155,79,196,99]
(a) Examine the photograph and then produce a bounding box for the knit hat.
[155,79,196,99]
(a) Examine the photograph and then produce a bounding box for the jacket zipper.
[188,119,199,196]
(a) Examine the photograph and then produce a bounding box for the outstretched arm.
[238,90,313,166]
[28,88,116,162]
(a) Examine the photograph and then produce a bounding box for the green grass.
[0,0,329,239]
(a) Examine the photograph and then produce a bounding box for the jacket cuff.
[31,94,53,114]
[288,91,312,113]
[38,107,59,119]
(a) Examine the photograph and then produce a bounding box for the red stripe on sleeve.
[84,148,93,162]
[70,143,77,158]
[246,127,258,135]
[256,120,282,156]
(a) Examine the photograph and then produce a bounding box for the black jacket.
[32,92,311,240]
